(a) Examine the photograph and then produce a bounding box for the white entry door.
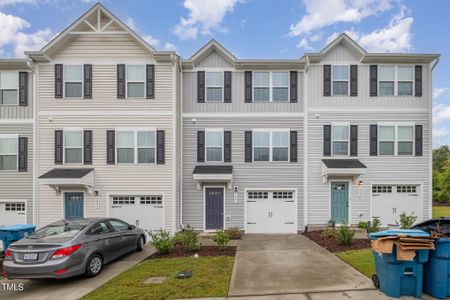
[372,185,421,227]
[246,190,297,234]
[0,201,27,227]
[110,195,164,231]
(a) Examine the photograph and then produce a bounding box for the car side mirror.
[129,225,136,230]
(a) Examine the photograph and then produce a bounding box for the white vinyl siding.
[206,72,223,102]
[0,135,18,171]
[64,130,83,163]
[0,72,18,105]
[116,130,156,164]
[332,124,349,156]
[64,65,83,98]
[127,65,145,98]
[253,72,289,102]
[332,65,349,96]
[379,65,414,96]
[379,124,414,156]
[205,130,223,162]
[253,130,289,162]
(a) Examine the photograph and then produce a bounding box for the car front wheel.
[136,235,145,252]
[85,254,103,277]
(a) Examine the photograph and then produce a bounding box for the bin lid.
[0,224,36,231]
[369,229,429,240]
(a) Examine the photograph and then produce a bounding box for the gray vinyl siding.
[195,51,233,68]
[321,44,361,62]
[0,72,33,119]
[306,111,431,225]
[182,71,304,113]
[182,117,304,231]
[0,124,33,223]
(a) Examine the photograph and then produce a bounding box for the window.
[253,72,289,102]
[253,72,270,102]
[127,65,145,98]
[206,72,223,102]
[372,185,393,193]
[109,220,130,232]
[398,126,413,155]
[378,65,414,96]
[273,191,294,199]
[379,126,395,155]
[378,66,395,96]
[332,125,349,155]
[5,202,25,211]
[0,72,18,105]
[112,196,136,204]
[378,124,414,156]
[88,222,112,235]
[0,135,18,170]
[248,191,268,199]
[140,195,162,205]
[332,65,349,95]
[116,130,156,164]
[253,130,289,162]
[272,72,289,102]
[205,130,223,162]
[397,185,417,193]
[64,65,83,97]
[64,131,82,163]
[397,66,413,96]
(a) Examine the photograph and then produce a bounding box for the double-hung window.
[0,72,18,105]
[64,65,83,97]
[253,72,289,102]
[205,130,223,162]
[254,131,270,161]
[379,126,395,155]
[332,65,349,96]
[64,130,83,163]
[378,66,413,96]
[206,72,223,102]
[117,130,156,164]
[397,66,413,96]
[0,135,18,170]
[378,66,395,96]
[397,126,414,155]
[253,130,289,162]
[272,72,289,102]
[253,72,270,102]
[378,124,414,156]
[332,125,349,155]
[127,65,145,98]
[272,131,289,161]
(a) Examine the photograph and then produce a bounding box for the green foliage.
[320,227,338,240]
[212,229,230,250]
[358,221,368,229]
[224,227,241,240]
[433,146,450,203]
[147,229,173,254]
[174,226,201,252]
[336,224,355,246]
[367,217,381,233]
[433,145,450,172]
[398,212,418,229]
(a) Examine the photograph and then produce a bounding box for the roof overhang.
[39,168,95,193]
[0,59,29,70]
[361,53,440,64]
[321,159,367,183]
[193,165,233,189]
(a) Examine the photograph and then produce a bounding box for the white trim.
[330,65,350,96]
[377,64,415,97]
[172,62,177,234]
[205,128,224,163]
[61,191,86,219]
[183,112,304,118]
[308,108,428,113]
[203,186,226,231]
[0,119,33,124]
[33,64,38,227]
[252,71,290,103]
[329,180,352,225]
[252,129,290,162]
[303,64,308,228]
[115,129,157,165]
[331,123,350,156]
[205,71,224,103]
[39,111,174,116]
[63,65,84,99]
[0,70,19,106]
[428,65,433,220]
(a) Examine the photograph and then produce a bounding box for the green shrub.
[357,221,368,229]
[367,217,381,233]
[174,226,201,252]
[147,229,173,254]
[212,229,230,250]
[320,227,338,240]
[336,224,355,246]
[398,212,418,229]
[224,227,241,240]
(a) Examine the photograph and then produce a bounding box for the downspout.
[429,56,440,219]
[303,58,309,230]
[179,58,184,230]
[171,54,177,234]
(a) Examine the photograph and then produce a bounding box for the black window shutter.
[197,71,205,103]
[157,130,165,164]
[18,72,28,106]
[83,64,92,99]
[323,125,331,156]
[350,125,358,156]
[370,125,378,156]
[415,125,423,156]
[323,65,331,97]
[83,130,93,165]
[224,131,232,162]
[55,64,63,98]
[370,65,378,96]
[290,131,298,162]
[350,65,358,97]
[245,71,252,103]
[245,131,252,162]
[224,71,232,103]
[415,65,422,97]
[106,130,115,164]
[117,64,125,99]
[55,130,63,164]
[290,71,298,103]
[146,64,155,99]
[197,131,205,162]
[18,137,28,172]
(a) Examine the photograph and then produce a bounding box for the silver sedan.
[3,218,146,279]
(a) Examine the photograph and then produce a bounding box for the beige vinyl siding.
[195,51,233,68]
[182,116,304,231]
[321,44,361,63]
[0,72,33,119]
[306,111,431,225]
[0,124,33,223]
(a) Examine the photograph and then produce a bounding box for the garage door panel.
[0,202,26,227]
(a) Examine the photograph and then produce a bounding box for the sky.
[0,0,449,148]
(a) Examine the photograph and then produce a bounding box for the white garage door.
[372,185,421,227]
[110,195,163,231]
[0,201,27,227]
[246,190,297,234]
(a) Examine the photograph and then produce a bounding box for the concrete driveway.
[0,245,154,300]
[228,234,373,297]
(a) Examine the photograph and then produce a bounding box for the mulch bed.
[148,244,237,259]
[303,230,370,253]
[433,201,450,207]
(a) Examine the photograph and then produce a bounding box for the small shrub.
[212,229,230,250]
[358,221,368,229]
[320,227,338,240]
[336,224,355,246]
[224,227,241,240]
[368,217,381,233]
[174,226,201,252]
[147,229,173,254]
[398,212,418,229]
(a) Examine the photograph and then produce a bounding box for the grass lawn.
[83,256,234,300]
[336,248,374,278]
[433,206,450,218]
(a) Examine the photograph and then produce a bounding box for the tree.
[435,157,450,203]
[433,145,450,172]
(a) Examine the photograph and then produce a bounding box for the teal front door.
[331,182,349,224]
[65,192,84,220]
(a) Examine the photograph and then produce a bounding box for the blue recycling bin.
[0,224,36,254]
[370,230,430,298]
[423,238,450,299]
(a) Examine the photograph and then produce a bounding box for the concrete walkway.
[0,245,154,300]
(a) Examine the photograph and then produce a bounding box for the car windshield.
[28,224,86,239]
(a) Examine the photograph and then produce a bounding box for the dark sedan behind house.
[3,218,146,279]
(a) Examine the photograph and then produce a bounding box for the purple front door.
[205,188,224,230]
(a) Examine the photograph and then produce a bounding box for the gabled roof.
[189,39,237,66]
[304,33,366,62]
